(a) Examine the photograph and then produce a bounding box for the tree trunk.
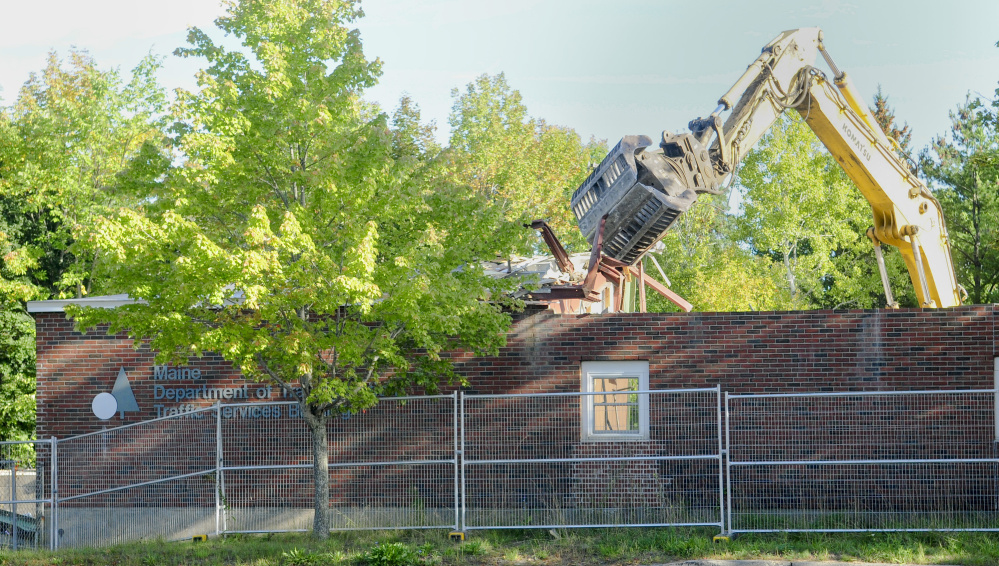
[306,413,331,539]
[783,251,797,296]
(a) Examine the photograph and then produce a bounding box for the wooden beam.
[639,260,647,313]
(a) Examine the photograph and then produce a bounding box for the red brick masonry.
[454,305,996,395]
[32,305,998,520]
[35,305,996,438]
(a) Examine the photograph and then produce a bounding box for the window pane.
[581,361,649,442]
[593,377,637,393]
[592,377,639,432]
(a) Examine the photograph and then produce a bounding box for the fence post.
[12,458,17,551]
[724,393,733,534]
[451,392,459,532]
[215,402,223,538]
[715,385,725,534]
[459,392,466,532]
[50,436,57,551]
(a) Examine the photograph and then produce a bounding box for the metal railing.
[25,394,459,549]
[54,405,219,548]
[4,386,999,549]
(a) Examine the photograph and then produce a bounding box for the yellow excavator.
[571,28,965,308]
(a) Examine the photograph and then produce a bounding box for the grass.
[2,528,999,565]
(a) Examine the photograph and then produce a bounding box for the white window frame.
[580,360,650,442]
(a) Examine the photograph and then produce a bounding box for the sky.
[2,0,997,152]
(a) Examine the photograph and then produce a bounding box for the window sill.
[581,433,650,443]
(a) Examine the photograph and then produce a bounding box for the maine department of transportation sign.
[91,367,139,420]
[91,364,291,421]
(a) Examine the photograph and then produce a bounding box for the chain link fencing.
[53,406,219,548]
[219,395,458,533]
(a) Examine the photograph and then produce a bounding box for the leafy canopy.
[69,0,521,418]
[921,94,999,304]
[871,85,913,155]
[0,50,166,449]
[446,73,604,254]
[733,113,892,308]
[0,50,167,303]
[648,194,791,312]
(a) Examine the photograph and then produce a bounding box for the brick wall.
[33,305,998,514]
[35,305,997,439]
[34,312,257,439]
[452,305,997,394]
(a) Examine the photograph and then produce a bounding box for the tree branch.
[254,353,301,403]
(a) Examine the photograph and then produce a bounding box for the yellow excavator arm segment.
[572,27,963,308]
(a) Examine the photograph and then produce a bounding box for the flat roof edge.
[27,295,137,313]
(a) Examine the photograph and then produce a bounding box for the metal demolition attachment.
[569,133,719,266]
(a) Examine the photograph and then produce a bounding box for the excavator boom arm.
[573,27,963,308]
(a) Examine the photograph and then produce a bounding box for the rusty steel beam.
[523,214,693,312]
[635,267,693,312]
[527,220,574,274]
[580,216,607,300]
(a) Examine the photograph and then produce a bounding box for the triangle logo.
[111,367,140,418]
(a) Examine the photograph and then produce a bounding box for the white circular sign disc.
[92,392,118,420]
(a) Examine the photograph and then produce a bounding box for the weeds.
[281,547,322,566]
[363,542,418,566]
[0,528,997,565]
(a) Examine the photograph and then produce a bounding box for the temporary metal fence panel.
[0,439,55,551]
[726,389,999,533]
[461,387,723,530]
[220,394,458,533]
[54,406,219,548]
[32,385,999,547]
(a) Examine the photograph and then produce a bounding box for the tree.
[69,0,521,539]
[0,50,167,301]
[646,194,793,312]
[446,74,603,254]
[0,51,166,447]
[0,309,35,444]
[921,95,999,304]
[871,85,913,154]
[733,114,881,307]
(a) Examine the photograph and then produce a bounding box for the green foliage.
[363,542,418,566]
[0,50,167,301]
[733,113,903,309]
[68,0,522,537]
[870,85,913,155]
[0,308,35,443]
[73,0,520,410]
[446,73,603,254]
[648,194,792,312]
[921,94,999,304]
[280,547,323,565]
[0,49,164,450]
[5,528,999,565]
